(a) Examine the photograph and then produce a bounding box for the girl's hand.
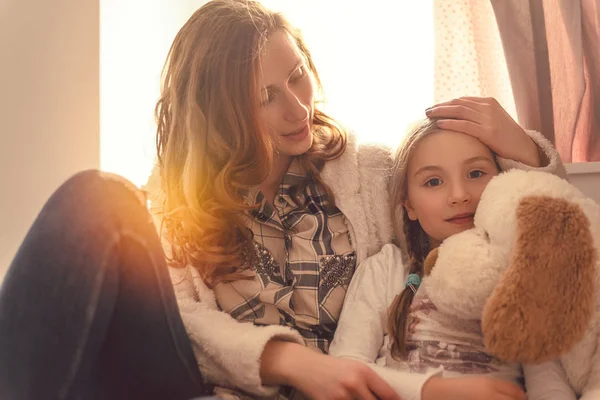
[260,341,402,400]
[425,97,542,168]
[422,375,527,400]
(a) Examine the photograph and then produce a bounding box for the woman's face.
[257,30,315,157]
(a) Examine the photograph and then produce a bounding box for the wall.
[566,162,600,204]
[0,0,100,278]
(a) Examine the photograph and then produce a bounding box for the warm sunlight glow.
[100,0,434,187]
[260,0,434,147]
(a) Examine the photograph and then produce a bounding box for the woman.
[0,0,565,399]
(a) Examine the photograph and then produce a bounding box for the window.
[100,1,434,186]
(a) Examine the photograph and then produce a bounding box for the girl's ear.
[482,196,597,363]
[404,201,418,221]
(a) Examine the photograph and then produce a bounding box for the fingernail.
[425,109,432,116]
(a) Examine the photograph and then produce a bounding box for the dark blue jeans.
[0,170,213,400]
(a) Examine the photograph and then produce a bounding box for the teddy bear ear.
[482,195,597,364]
[424,248,439,276]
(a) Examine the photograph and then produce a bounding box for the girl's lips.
[446,213,475,225]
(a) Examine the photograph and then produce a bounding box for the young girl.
[329,118,571,400]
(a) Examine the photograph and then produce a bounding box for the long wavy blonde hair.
[155,0,347,284]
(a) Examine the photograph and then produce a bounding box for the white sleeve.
[366,364,443,400]
[329,244,442,400]
[170,265,305,397]
[497,130,567,179]
[523,360,577,400]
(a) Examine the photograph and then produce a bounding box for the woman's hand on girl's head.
[260,340,402,400]
[422,375,527,400]
[425,96,542,168]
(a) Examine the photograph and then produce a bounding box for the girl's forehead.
[408,130,494,169]
[416,130,489,155]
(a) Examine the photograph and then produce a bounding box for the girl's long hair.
[387,118,439,358]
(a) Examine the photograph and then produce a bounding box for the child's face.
[404,130,500,248]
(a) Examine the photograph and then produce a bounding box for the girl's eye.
[424,178,442,187]
[468,170,486,179]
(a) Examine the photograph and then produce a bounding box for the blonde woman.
[0,1,565,399]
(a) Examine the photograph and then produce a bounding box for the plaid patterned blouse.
[212,158,357,356]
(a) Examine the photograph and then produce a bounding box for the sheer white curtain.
[433,0,516,116]
[100,1,434,187]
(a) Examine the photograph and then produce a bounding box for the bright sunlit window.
[101,0,434,187]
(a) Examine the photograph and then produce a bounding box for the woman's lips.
[282,124,309,141]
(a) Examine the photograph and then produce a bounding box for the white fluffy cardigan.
[147,130,565,397]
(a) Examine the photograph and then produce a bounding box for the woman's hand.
[425,97,542,168]
[260,340,402,400]
[422,375,527,400]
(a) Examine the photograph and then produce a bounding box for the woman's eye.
[468,170,485,179]
[424,178,442,187]
[261,92,276,106]
[291,65,306,82]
